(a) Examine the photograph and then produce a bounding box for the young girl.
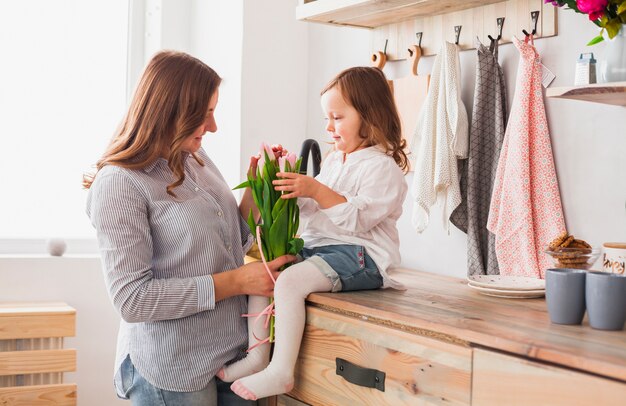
[220,66,409,400]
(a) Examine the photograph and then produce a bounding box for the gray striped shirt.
[86,148,253,395]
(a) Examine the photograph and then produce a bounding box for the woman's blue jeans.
[120,356,257,406]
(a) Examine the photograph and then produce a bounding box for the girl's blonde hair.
[83,50,222,196]
[321,67,408,172]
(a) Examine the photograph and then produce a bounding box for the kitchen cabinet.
[472,349,626,405]
[546,82,626,107]
[275,268,626,405]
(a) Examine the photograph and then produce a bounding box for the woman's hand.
[236,255,297,297]
[213,255,296,301]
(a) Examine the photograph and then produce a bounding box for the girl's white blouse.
[298,146,407,289]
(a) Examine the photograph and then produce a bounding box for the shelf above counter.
[296,0,507,29]
[546,82,626,107]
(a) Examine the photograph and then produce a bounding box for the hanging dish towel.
[451,38,507,276]
[487,36,566,279]
[411,42,469,233]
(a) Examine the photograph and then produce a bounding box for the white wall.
[240,0,309,178]
[304,9,626,278]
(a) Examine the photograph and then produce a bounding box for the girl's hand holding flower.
[273,172,322,200]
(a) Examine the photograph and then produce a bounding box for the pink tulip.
[278,152,298,173]
[257,152,266,177]
[576,0,607,20]
[261,142,275,161]
[286,152,297,170]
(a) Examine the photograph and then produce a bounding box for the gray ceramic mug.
[586,271,626,331]
[546,268,587,325]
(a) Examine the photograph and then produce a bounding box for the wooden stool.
[0,302,76,405]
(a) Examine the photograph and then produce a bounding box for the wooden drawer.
[473,348,626,405]
[289,306,472,405]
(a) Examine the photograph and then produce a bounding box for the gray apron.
[450,39,507,276]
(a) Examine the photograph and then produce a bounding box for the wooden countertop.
[305,268,626,383]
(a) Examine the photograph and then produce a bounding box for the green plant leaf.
[587,34,605,45]
[247,209,256,236]
[269,205,289,257]
[271,197,287,221]
[288,238,304,255]
[261,181,273,255]
[618,2,626,16]
[232,180,250,190]
[605,19,623,38]
[295,157,302,173]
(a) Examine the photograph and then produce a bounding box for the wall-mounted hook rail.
[369,1,557,59]
[454,25,462,45]
[522,11,540,37]
[488,17,505,43]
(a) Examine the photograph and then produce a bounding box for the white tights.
[224,260,332,400]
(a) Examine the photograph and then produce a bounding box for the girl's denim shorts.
[299,244,383,292]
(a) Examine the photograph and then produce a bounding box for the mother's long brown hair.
[83,50,221,196]
[321,67,408,172]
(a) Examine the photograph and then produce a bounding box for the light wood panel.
[0,349,76,376]
[289,306,472,405]
[277,395,309,406]
[472,349,626,405]
[304,268,626,382]
[0,383,76,406]
[297,0,505,28]
[546,82,626,106]
[0,302,75,340]
[370,0,557,58]
[392,45,430,144]
[0,339,63,387]
[0,314,75,340]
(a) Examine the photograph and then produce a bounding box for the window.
[0,1,129,242]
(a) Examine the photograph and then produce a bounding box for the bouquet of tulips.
[235,143,304,342]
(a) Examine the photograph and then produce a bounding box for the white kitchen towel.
[410,41,469,233]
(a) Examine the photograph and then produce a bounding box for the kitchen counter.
[282,268,626,405]
[304,268,626,382]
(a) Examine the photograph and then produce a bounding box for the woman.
[84,50,294,405]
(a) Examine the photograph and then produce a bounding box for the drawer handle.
[335,357,385,392]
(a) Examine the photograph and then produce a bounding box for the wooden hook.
[371,51,387,69]
[371,39,389,69]
[406,45,422,76]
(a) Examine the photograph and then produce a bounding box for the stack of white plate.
[467,275,545,299]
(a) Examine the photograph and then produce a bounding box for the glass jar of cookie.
[545,232,600,270]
